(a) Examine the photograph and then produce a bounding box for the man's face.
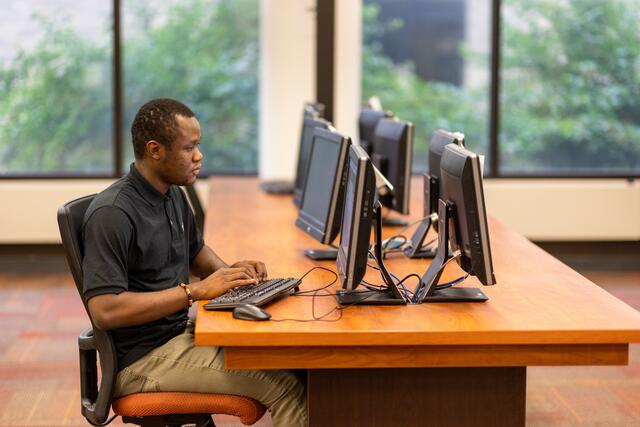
[158,115,203,186]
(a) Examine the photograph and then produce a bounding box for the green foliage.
[362,3,489,171]
[122,0,259,172]
[501,0,640,173]
[0,15,112,174]
[0,0,259,174]
[364,0,640,174]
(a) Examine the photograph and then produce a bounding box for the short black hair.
[131,98,195,159]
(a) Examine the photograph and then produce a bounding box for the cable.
[366,249,412,301]
[272,266,378,322]
[378,214,434,255]
[414,250,462,302]
[420,237,437,249]
[434,273,469,291]
[292,266,338,295]
[381,234,407,250]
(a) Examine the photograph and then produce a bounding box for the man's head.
[131,98,203,186]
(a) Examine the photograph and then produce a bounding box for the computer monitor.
[371,118,413,226]
[295,128,350,260]
[293,116,331,206]
[414,144,496,303]
[336,144,406,305]
[304,101,325,118]
[405,130,464,258]
[358,108,391,156]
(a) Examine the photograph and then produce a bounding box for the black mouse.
[232,304,271,321]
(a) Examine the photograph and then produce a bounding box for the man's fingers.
[219,267,245,275]
[254,262,267,280]
[227,271,256,282]
[229,278,259,288]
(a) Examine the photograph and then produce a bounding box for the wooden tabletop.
[195,177,640,368]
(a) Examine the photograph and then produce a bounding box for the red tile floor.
[0,270,638,426]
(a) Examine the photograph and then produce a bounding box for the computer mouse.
[232,304,272,321]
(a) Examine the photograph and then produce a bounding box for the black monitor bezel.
[293,116,331,206]
[358,108,389,155]
[296,128,350,245]
[440,144,496,286]
[372,118,414,215]
[337,144,376,291]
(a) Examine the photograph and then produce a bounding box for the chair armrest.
[78,327,118,426]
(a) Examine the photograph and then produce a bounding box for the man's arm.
[189,244,228,278]
[190,244,268,281]
[88,267,257,330]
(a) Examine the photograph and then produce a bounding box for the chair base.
[122,413,215,427]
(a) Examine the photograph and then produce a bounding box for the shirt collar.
[128,163,168,207]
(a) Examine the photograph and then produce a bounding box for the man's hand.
[230,260,268,282]
[191,267,259,301]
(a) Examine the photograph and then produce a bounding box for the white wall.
[484,179,640,241]
[0,180,209,244]
[1,178,637,244]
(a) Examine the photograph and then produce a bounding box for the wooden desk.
[196,177,640,427]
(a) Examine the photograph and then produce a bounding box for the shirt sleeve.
[82,206,134,302]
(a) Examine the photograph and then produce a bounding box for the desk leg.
[308,367,526,427]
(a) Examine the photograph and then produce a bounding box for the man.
[82,98,307,426]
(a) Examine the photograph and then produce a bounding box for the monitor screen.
[295,128,350,245]
[372,118,413,215]
[428,129,464,183]
[358,109,389,156]
[293,116,331,206]
[426,129,464,219]
[337,145,377,291]
[440,144,496,286]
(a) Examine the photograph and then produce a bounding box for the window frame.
[2,0,638,180]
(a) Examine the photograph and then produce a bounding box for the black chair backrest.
[57,194,94,309]
[57,195,117,425]
[183,184,205,233]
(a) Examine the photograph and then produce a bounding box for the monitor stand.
[414,199,487,303]
[404,173,438,258]
[381,216,408,227]
[304,247,337,260]
[337,203,406,306]
[259,179,294,194]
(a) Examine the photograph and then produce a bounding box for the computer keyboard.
[203,277,301,310]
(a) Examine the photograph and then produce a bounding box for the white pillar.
[259,0,316,180]
[333,0,361,143]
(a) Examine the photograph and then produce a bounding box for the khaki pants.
[114,321,308,427]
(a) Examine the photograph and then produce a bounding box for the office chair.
[57,195,266,427]
[183,185,205,234]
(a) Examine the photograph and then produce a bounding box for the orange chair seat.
[112,392,267,425]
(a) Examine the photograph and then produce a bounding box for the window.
[363,0,640,177]
[500,0,640,175]
[362,0,492,173]
[122,0,259,173]
[0,0,259,177]
[0,1,113,176]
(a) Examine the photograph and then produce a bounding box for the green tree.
[0,0,259,174]
[123,0,259,172]
[362,3,489,171]
[500,0,640,173]
[0,15,112,174]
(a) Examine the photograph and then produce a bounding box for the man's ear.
[146,140,164,160]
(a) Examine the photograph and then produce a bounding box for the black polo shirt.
[82,163,204,370]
